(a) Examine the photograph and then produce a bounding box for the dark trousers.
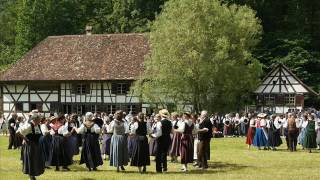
[8,132,16,149]
[288,130,298,151]
[197,139,210,169]
[156,139,170,172]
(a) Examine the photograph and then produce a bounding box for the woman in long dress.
[109,110,129,172]
[253,113,268,150]
[101,116,112,160]
[16,114,45,180]
[316,119,320,150]
[149,114,160,157]
[267,115,282,150]
[303,113,317,153]
[298,114,308,149]
[48,115,72,171]
[169,112,181,162]
[246,115,256,149]
[76,112,103,171]
[175,112,194,172]
[130,113,151,173]
[39,117,52,168]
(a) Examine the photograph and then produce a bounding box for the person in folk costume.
[127,114,137,160]
[75,112,103,171]
[191,114,199,166]
[303,113,317,153]
[16,114,45,180]
[149,114,159,157]
[169,112,181,163]
[150,109,172,173]
[281,114,290,150]
[267,115,282,150]
[246,114,256,149]
[298,113,308,149]
[48,115,72,171]
[109,110,130,172]
[39,117,52,168]
[8,113,18,149]
[223,114,231,137]
[287,113,299,152]
[101,115,113,160]
[316,117,320,150]
[63,114,80,161]
[174,112,194,172]
[130,113,151,173]
[253,113,268,150]
[196,110,213,170]
[233,113,241,137]
[15,116,25,149]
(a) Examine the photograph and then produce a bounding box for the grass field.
[0,136,319,180]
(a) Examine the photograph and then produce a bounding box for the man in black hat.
[151,109,172,173]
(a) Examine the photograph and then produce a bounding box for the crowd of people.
[5,109,213,180]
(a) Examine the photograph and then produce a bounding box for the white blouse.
[76,124,101,134]
[17,122,42,136]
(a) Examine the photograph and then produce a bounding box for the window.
[285,94,295,105]
[30,103,43,111]
[72,83,90,94]
[111,83,129,94]
[15,103,23,112]
[127,105,137,114]
[264,94,275,105]
[91,105,101,113]
[106,104,116,114]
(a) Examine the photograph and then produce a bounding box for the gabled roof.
[0,33,149,81]
[255,63,318,96]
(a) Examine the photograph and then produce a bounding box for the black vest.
[161,119,172,137]
[136,121,147,136]
[25,123,42,144]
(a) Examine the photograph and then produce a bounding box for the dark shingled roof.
[0,33,149,81]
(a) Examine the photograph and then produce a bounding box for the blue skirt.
[298,128,306,147]
[253,128,268,147]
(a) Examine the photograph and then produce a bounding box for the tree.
[132,0,263,113]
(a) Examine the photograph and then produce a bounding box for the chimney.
[85,25,92,35]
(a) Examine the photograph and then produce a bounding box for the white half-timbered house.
[254,63,318,113]
[0,33,150,118]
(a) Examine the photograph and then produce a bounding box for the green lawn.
[0,136,319,180]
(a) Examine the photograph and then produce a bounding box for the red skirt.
[180,134,194,164]
[169,132,181,156]
[246,127,255,145]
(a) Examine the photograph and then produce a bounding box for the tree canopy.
[132,0,263,113]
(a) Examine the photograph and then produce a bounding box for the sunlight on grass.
[0,136,319,180]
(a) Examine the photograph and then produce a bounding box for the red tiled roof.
[0,33,149,81]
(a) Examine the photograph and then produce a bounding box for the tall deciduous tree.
[133,0,263,113]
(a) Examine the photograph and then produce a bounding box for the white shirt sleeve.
[40,124,49,135]
[91,124,101,134]
[130,122,139,135]
[17,123,32,136]
[152,122,162,138]
[58,124,69,136]
[107,121,114,133]
[124,121,130,134]
[76,124,86,134]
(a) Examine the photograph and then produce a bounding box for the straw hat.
[159,109,170,118]
[257,113,267,118]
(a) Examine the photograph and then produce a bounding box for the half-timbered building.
[254,63,318,113]
[0,33,149,118]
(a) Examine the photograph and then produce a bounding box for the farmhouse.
[254,63,318,113]
[0,32,149,118]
